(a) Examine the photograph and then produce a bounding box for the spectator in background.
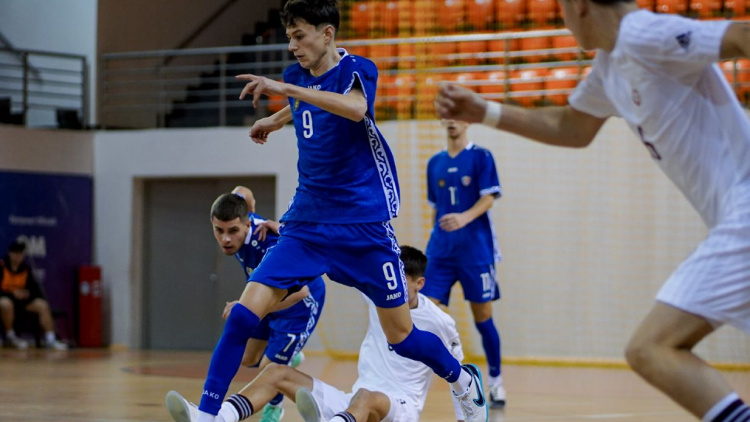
[0,240,67,350]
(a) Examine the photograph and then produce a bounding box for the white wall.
[93,127,301,347]
[0,0,97,126]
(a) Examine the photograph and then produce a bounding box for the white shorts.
[657,211,750,333]
[311,378,419,422]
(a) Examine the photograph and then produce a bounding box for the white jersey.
[569,11,750,228]
[352,293,464,416]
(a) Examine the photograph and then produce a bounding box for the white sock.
[488,375,503,387]
[330,416,348,422]
[451,368,473,396]
[218,402,240,422]
[45,331,56,344]
[6,329,17,339]
[197,410,216,422]
[703,393,740,422]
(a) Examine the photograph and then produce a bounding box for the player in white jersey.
[434,2,750,421]
[164,246,467,422]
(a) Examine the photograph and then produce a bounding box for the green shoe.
[260,404,284,422]
[290,351,305,368]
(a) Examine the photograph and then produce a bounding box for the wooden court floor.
[1,349,749,422]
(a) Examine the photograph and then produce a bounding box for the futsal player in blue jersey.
[190,1,488,422]
[167,187,325,422]
[425,119,506,408]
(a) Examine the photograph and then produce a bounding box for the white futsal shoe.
[489,383,506,408]
[455,364,489,422]
[296,387,327,422]
[166,390,200,422]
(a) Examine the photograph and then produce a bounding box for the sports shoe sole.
[296,387,324,422]
[165,390,192,422]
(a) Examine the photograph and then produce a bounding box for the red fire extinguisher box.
[78,265,102,347]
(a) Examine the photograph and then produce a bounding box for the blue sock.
[269,393,284,406]
[199,304,260,415]
[475,317,502,378]
[389,324,462,382]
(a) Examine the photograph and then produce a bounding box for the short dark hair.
[210,193,249,222]
[8,240,25,253]
[281,0,340,31]
[400,245,427,279]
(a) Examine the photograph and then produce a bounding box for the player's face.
[441,119,469,139]
[8,251,24,268]
[406,274,425,309]
[212,216,250,256]
[286,20,332,70]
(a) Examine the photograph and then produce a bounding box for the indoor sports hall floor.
[1,349,749,421]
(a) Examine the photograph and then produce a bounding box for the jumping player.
[191,1,488,422]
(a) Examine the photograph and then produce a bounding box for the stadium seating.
[495,0,526,29]
[510,68,546,106]
[545,66,579,105]
[437,0,466,33]
[527,0,558,26]
[467,0,496,31]
[458,40,488,65]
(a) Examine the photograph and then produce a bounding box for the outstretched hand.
[236,74,287,109]
[435,83,488,124]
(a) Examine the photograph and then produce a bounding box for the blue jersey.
[425,143,502,265]
[280,49,400,224]
[235,212,325,318]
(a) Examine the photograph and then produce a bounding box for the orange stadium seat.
[519,35,552,63]
[437,0,466,33]
[551,34,580,61]
[350,1,373,37]
[393,74,416,117]
[655,0,689,14]
[724,0,748,16]
[416,73,447,118]
[450,72,480,92]
[397,43,416,69]
[636,0,656,10]
[397,0,416,34]
[381,1,400,35]
[429,42,458,67]
[495,0,526,29]
[689,0,722,17]
[510,69,546,106]
[370,44,398,70]
[527,0,557,25]
[478,71,510,99]
[545,67,579,105]
[737,59,750,104]
[487,38,520,64]
[368,1,385,34]
[466,0,495,31]
[414,0,437,35]
[376,74,395,119]
[458,40,488,65]
[346,45,370,58]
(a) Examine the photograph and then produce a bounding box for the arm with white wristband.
[481,101,503,128]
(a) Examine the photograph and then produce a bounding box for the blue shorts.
[249,276,325,365]
[422,260,501,306]
[250,221,407,308]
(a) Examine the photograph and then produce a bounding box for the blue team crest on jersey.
[462,176,472,186]
[438,179,445,188]
[294,98,300,111]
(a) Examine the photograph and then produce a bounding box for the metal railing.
[100,29,750,129]
[0,48,88,128]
